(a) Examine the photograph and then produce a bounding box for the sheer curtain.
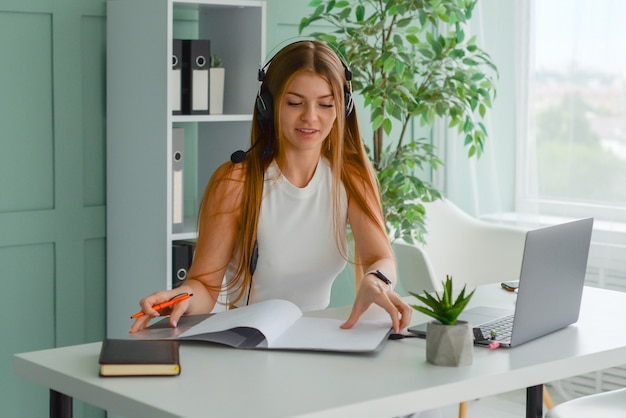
[436,0,521,219]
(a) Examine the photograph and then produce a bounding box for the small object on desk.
[388,333,421,340]
[130,292,193,319]
[473,327,487,342]
[473,328,501,349]
[99,339,181,377]
[501,280,519,292]
[473,327,498,341]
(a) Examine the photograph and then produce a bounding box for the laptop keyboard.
[478,314,514,343]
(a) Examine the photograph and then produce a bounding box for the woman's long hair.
[197,41,386,305]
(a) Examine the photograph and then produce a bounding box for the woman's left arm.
[340,193,413,333]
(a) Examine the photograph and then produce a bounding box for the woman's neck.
[276,151,321,188]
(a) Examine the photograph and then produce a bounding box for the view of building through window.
[530,0,626,208]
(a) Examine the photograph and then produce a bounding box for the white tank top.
[245,157,348,311]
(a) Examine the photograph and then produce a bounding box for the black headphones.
[255,46,355,130]
[231,43,354,164]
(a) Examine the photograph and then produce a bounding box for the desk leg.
[526,385,543,418]
[50,390,73,418]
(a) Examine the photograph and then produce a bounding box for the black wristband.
[365,269,392,287]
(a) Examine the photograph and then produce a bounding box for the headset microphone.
[230,149,248,164]
[230,137,260,163]
[231,136,270,164]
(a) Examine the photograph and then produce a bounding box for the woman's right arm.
[129,163,244,333]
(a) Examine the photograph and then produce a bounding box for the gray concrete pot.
[426,320,473,367]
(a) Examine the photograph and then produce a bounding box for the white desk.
[14,285,626,418]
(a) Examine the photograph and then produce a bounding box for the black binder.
[172,240,196,288]
[181,39,210,115]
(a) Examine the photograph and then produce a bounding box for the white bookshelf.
[106,0,266,337]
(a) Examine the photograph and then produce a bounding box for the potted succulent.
[410,275,475,366]
[210,53,225,114]
[299,0,498,243]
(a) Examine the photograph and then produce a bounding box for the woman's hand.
[340,274,412,334]
[128,288,191,333]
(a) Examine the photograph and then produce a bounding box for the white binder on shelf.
[172,127,184,233]
[171,39,182,114]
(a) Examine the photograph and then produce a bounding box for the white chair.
[393,198,527,293]
[393,238,439,294]
[393,198,553,418]
[545,388,626,418]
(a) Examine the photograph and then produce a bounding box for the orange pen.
[130,293,193,319]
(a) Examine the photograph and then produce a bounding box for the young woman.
[129,40,412,334]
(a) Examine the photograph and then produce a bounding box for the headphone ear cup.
[256,89,273,128]
[344,86,354,118]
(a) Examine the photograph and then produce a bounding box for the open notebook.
[132,299,392,353]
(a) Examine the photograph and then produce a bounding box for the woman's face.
[278,71,337,155]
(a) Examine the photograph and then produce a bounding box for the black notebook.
[99,339,181,377]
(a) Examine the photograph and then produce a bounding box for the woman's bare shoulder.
[204,162,246,210]
[210,162,246,189]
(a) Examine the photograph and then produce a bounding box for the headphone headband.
[258,53,353,83]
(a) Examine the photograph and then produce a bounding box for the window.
[519,0,626,221]
[516,2,626,396]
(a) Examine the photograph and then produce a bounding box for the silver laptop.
[408,218,594,347]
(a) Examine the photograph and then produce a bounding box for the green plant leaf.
[356,4,365,21]
[383,118,393,135]
[372,114,384,130]
[409,276,475,325]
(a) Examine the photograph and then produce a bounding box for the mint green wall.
[1,1,514,415]
[266,0,310,50]
[1,1,106,417]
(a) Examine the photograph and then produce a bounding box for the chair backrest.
[393,240,438,294]
[394,198,528,294]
